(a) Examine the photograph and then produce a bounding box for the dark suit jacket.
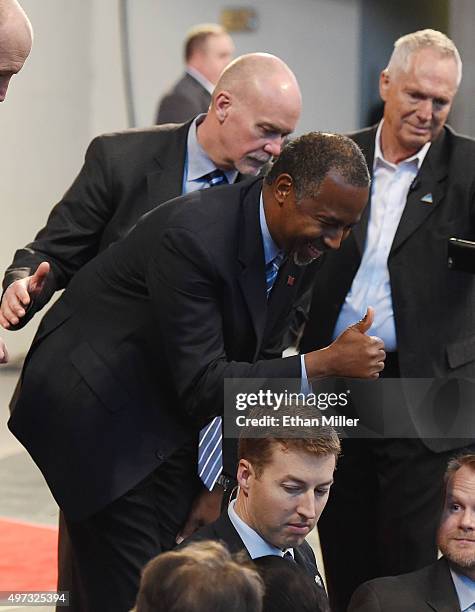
[301,125,475,448]
[348,558,460,612]
[183,510,324,586]
[156,72,211,125]
[9,179,317,522]
[3,121,192,318]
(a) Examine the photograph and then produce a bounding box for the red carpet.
[0,517,58,591]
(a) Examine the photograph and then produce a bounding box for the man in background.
[300,29,475,610]
[349,453,475,611]
[156,23,234,124]
[0,0,32,363]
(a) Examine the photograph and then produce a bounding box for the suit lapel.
[425,558,460,612]
[146,122,191,210]
[214,512,251,556]
[237,182,268,357]
[390,130,449,255]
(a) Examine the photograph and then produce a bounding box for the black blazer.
[156,72,211,124]
[183,510,325,588]
[3,121,192,317]
[9,179,317,521]
[348,557,459,612]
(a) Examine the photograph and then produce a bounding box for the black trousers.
[318,354,471,612]
[57,439,201,612]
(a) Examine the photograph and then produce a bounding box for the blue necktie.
[197,169,229,490]
[266,252,285,297]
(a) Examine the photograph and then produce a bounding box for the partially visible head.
[235,405,341,550]
[184,23,234,86]
[251,556,330,612]
[200,53,302,175]
[438,454,475,580]
[263,132,370,265]
[380,29,461,161]
[0,0,32,102]
[135,540,264,612]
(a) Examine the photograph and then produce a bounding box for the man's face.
[199,33,234,85]
[238,444,336,550]
[269,171,368,266]
[438,465,475,580]
[0,17,32,102]
[380,47,458,160]
[216,84,301,175]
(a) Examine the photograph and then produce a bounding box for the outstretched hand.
[0,261,50,329]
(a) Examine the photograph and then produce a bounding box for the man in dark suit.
[156,23,234,124]
[300,29,475,611]
[184,408,341,609]
[8,132,380,611]
[348,453,475,611]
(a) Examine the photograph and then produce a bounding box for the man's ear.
[274,173,294,207]
[379,69,390,103]
[213,90,232,123]
[237,459,255,495]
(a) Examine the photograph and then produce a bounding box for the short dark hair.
[265,132,370,201]
[251,555,330,612]
[238,404,341,478]
[135,540,264,612]
[184,24,227,62]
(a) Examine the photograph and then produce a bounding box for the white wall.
[129,0,361,134]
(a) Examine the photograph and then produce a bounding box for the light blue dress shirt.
[332,121,430,350]
[228,499,294,559]
[450,568,475,611]
[183,115,238,194]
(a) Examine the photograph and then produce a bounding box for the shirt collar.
[259,192,282,265]
[228,499,294,559]
[374,119,431,171]
[450,568,475,611]
[186,66,215,95]
[186,114,238,185]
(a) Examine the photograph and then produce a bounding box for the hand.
[0,337,8,364]
[306,307,385,379]
[0,262,50,329]
[175,485,224,544]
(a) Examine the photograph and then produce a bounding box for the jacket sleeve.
[2,136,115,320]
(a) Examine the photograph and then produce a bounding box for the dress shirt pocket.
[446,333,475,369]
[70,341,131,412]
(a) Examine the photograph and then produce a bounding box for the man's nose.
[416,98,433,122]
[323,229,346,251]
[263,136,284,158]
[296,491,317,520]
[459,508,475,531]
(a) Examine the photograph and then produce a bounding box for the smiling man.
[184,406,340,604]
[349,454,475,612]
[8,132,380,611]
[301,29,475,611]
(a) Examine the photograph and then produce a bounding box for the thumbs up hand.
[305,307,386,379]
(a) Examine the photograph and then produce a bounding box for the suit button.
[155,450,165,462]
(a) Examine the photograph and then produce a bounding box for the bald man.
[0,0,31,362]
[0,0,32,101]
[1,53,301,329]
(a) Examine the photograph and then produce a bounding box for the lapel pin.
[314,575,323,588]
[420,193,433,204]
[287,275,295,286]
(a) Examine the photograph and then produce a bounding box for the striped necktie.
[266,252,285,297]
[197,169,229,490]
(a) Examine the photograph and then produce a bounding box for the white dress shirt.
[332,121,431,351]
[451,568,475,611]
